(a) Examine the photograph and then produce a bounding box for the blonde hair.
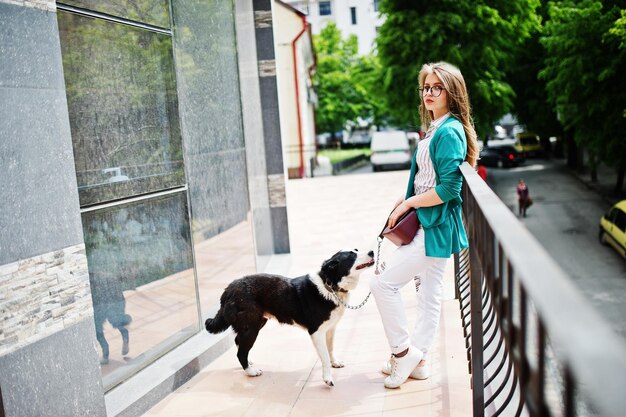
[418,62,478,167]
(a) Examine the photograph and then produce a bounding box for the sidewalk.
[141,170,472,417]
[558,158,625,203]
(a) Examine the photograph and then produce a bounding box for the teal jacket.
[405,116,469,258]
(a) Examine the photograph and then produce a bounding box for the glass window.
[350,7,357,24]
[614,210,626,232]
[608,208,618,223]
[319,1,331,16]
[58,5,200,390]
[374,0,381,12]
[58,12,185,207]
[61,0,170,28]
[83,192,197,390]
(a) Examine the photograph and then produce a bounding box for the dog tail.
[205,308,230,334]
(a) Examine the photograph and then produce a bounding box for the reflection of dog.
[205,249,374,386]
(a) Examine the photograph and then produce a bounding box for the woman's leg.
[411,257,448,356]
[370,229,444,355]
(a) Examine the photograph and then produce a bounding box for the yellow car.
[515,133,542,157]
[599,200,626,258]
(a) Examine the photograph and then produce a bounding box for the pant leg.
[411,257,448,356]
[370,229,444,355]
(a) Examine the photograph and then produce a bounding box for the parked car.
[478,145,525,168]
[599,200,626,258]
[515,132,542,157]
[370,131,411,172]
[342,129,372,148]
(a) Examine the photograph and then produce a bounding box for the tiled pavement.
[141,170,472,417]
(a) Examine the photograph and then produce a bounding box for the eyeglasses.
[419,85,445,97]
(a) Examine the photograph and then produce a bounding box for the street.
[346,158,626,339]
[487,159,626,338]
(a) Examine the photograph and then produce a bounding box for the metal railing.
[455,163,626,417]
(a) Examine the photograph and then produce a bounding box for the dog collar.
[325,283,348,293]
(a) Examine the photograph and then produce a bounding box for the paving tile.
[141,172,472,417]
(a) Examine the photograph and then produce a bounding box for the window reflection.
[58,12,184,207]
[60,0,171,29]
[82,192,198,389]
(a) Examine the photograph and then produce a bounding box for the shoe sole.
[382,365,430,380]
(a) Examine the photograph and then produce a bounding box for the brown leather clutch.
[379,209,421,246]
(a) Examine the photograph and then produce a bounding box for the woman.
[516,179,530,217]
[370,62,478,389]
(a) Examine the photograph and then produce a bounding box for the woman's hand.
[388,201,411,229]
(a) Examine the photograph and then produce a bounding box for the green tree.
[313,23,366,138]
[610,9,626,53]
[350,54,394,128]
[507,3,562,145]
[540,0,626,193]
[375,0,541,136]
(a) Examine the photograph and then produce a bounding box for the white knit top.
[414,113,450,196]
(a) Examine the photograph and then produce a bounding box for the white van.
[370,131,411,172]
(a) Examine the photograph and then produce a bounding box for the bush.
[318,149,371,165]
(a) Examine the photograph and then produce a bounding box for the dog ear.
[321,259,339,275]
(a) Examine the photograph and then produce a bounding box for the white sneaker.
[381,358,430,380]
[384,347,423,389]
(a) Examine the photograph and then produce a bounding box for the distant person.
[516,179,530,217]
[370,62,478,389]
[90,271,132,365]
[477,162,488,181]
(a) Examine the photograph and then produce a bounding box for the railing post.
[454,252,460,300]
[469,245,484,416]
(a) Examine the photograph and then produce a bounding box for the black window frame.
[319,1,331,16]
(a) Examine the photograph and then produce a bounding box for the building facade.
[287,0,384,55]
[273,0,318,179]
[0,0,290,415]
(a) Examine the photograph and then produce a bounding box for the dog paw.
[322,370,335,387]
[245,366,263,377]
[331,359,345,368]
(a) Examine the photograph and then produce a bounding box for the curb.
[331,154,369,174]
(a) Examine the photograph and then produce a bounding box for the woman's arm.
[432,129,465,202]
[388,127,465,228]
[388,190,443,228]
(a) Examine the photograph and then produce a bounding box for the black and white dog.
[205,249,374,386]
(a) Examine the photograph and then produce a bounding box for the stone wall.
[0,244,93,357]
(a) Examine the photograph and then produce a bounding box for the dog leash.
[327,286,372,310]
[375,237,383,275]
[374,237,422,293]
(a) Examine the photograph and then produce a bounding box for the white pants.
[370,228,449,356]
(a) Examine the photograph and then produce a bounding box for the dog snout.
[368,250,374,259]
